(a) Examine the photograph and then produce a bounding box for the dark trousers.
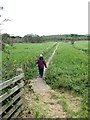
[38,67,44,77]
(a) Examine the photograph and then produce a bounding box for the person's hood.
[40,54,43,57]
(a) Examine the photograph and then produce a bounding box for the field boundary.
[0,72,24,119]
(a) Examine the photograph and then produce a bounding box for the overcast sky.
[0,0,89,36]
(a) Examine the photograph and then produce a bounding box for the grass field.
[2,42,57,80]
[2,41,89,118]
[45,41,88,94]
[74,41,88,50]
[44,41,88,118]
[3,42,56,64]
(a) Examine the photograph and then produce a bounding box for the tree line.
[1,33,88,44]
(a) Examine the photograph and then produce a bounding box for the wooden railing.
[0,73,24,119]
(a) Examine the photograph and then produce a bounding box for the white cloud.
[0,0,89,36]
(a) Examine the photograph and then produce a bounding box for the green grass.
[3,42,56,64]
[74,41,88,50]
[45,41,88,118]
[2,41,88,118]
[73,41,88,54]
[45,42,88,94]
[2,42,57,80]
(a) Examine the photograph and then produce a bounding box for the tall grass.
[45,42,88,94]
[2,42,57,80]
[45,41,88,118]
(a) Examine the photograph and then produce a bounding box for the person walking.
[36,54,47,78]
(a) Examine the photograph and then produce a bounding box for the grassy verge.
[45,41,88,118]
[50,89,88,118]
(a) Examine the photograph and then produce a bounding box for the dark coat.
[36,57,47,69]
